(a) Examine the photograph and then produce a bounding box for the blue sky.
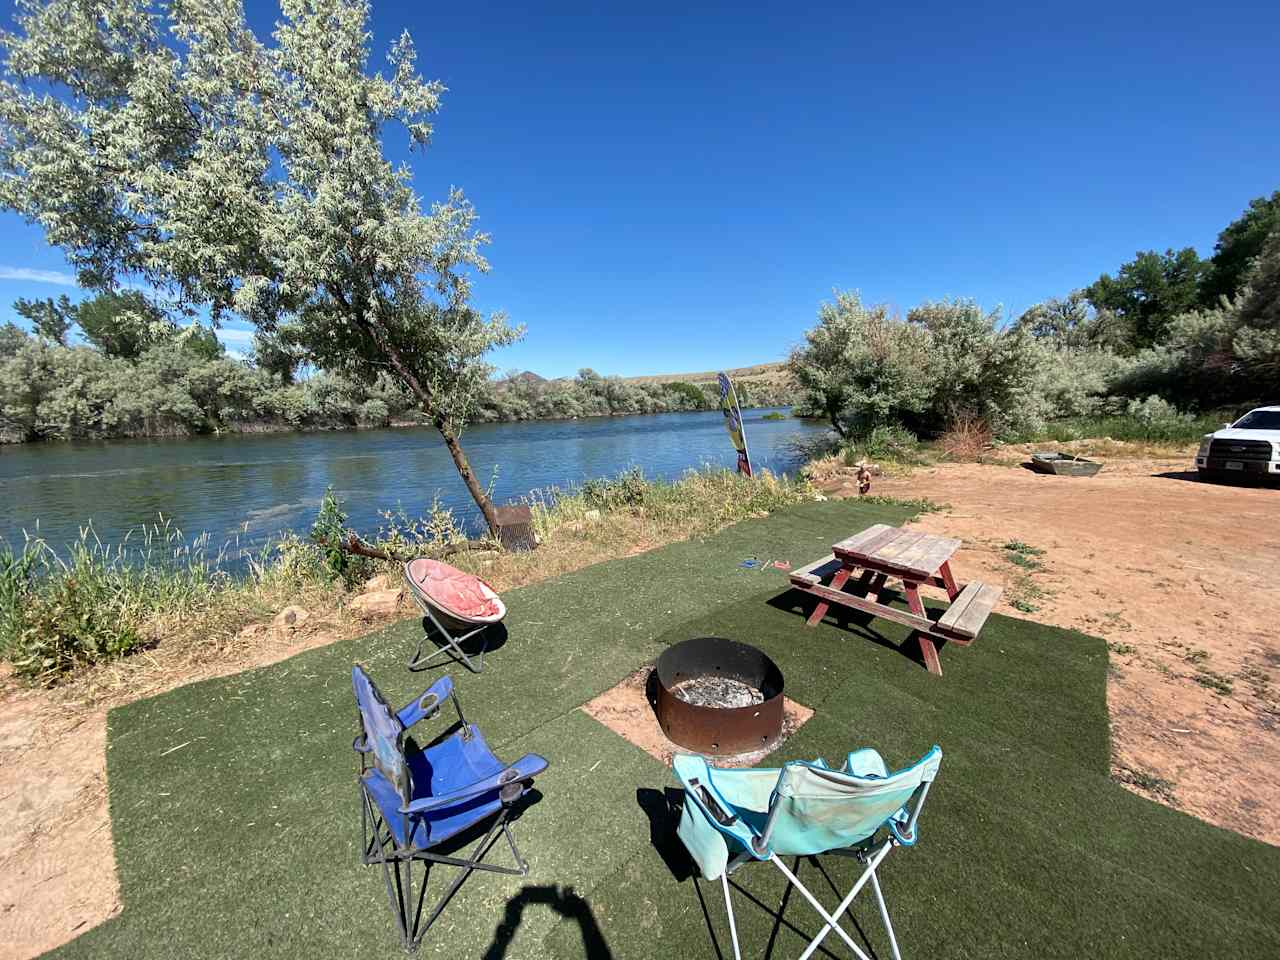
[2,0,1277,377]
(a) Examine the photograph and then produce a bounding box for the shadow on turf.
[689,859,882,960]
[637,787,881,960]
[637,787,696,881]
[766,588,949,672]
[482,884,613,959]
[409,619,510,671]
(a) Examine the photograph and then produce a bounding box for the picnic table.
[789,524,1001,676]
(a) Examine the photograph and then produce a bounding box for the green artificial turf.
[45,500,1280,959]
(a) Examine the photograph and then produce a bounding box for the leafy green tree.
[31,345,118,439]
[788,291,933,438]
[1085,248,1205,350]
[1238,228,1280,333]
[176,324,225,362]
[1014,291,1129,352]
[1200,191,1280,306]
[13,295,73,345]
[664,381,709,410]
[249,332,301,384]
[73,291,171,359]
[1115,231,1280,410]
[0,0,518,532]
[0,338,53,440]
[0,322,29,359]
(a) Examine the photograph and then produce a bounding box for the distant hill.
[507,370,548,386]
[620,361,788,387]
[497,361,792,389]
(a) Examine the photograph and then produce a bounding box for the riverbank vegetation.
[0,306,797,444]
[789,190,1278,462]
[0,467,817,687]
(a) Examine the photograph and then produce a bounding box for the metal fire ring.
[651,636,784,756]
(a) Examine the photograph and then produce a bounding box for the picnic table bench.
[790,524,1001,675]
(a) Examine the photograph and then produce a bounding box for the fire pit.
[652,637,784,755]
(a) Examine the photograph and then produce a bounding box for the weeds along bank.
[0,467,815,690]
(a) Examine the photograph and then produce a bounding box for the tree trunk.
[433,413,501,534]
[827,400,848,439]
[357,311,501,535]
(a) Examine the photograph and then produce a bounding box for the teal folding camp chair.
[673,745,941,960]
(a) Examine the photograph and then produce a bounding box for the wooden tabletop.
[832,524,961,579]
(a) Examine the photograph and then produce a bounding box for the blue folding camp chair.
[352,665,548,952]
[674,745,941,960]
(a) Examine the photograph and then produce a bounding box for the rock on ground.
[348,588,404,621]
[271,605,311,635]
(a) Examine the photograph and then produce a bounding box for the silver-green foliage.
[908,298,1047,435]
[787,291,933,438]
[789,291,1048,438]
[1,0,518,524]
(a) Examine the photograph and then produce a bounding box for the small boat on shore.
[1029,452,1103,477]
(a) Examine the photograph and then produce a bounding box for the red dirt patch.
[821,455,1280,844]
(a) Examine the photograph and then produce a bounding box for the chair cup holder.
[499,781,523,804]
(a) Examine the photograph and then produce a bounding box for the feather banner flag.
[717,372,753,477]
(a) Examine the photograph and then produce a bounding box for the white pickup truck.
[1195,405,1280,480]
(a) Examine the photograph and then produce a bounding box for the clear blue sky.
[2,0,1277,377]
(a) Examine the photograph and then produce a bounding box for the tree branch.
[316,532,497,563]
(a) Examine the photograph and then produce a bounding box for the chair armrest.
[397,675,455,729]
[399,752,548,815]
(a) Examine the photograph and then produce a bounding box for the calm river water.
[0,408,825,559]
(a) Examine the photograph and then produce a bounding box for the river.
[0,408,825,560]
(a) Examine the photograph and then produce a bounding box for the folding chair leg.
[869,870,902,960]
[362,792,529,952]
[407,610,488,674]
[720,872,743,960]
[790,840,895,960]
[771,855,872,960]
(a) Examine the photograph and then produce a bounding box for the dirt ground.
[0,617,386,960]
[823,452,1280,845]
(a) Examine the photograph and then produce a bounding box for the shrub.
[580,467,650,510]
[1032,342,1138,419]
[939,413,993,461]
[309,487,372,587]
[1125,395,1186,428]
[788,291,934,438]
[356,398,391,428]
[4,521,226,684]
[13,570,147,682]
[908,298,1048,436]
[845,424,920,465]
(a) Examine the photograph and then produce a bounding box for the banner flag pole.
[717,372,754,477]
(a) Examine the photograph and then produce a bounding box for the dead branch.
[315,533,498,563]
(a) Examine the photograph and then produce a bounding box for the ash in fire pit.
[671,676,765,709]
[653,637,785,755]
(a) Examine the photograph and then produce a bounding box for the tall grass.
[2,467,819,687]
[525,466,815,543]
[1009,413,1223,444]
[0,519,236,683]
